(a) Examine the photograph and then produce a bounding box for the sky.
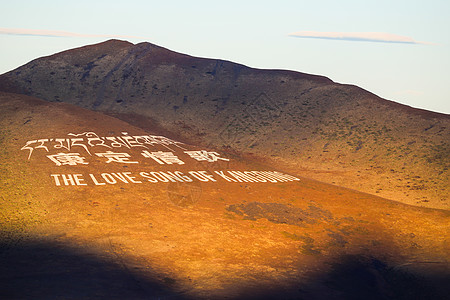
[1,0,449,114]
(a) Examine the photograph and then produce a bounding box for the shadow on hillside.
[238,255,449,300]
[0,237,187,300]
[0,237,448,299]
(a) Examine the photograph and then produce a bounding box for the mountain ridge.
[0,39,448,209]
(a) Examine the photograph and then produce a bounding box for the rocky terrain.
[1,92,449,299]
[0,39,448,209]
[0,40,449,298]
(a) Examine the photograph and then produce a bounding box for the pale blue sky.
[1,0,449,114]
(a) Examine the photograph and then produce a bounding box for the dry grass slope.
[0,39,448,209]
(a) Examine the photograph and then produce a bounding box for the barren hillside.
[1,91,449,299]
[0,39,448,209]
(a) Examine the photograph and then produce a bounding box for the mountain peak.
[0,40,448,209]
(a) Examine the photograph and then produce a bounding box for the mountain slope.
[0,39,448,209]
[1,91,449,299]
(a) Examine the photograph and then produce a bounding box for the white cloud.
[0,27,146,40]
[289,31,431,45]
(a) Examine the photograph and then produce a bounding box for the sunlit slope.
[1,92,449,299]
[0,40,448,209]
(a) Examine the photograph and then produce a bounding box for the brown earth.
[1,92,449,299]
[0,40,448,209]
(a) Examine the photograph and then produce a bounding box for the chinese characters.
[22,131,230,166]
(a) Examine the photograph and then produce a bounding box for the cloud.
[0,27,146,40]
[289,31,431,45]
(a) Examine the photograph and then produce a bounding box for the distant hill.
[0,39,448,209]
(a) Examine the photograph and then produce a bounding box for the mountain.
[1,91,449,299]
[0,39,448,209]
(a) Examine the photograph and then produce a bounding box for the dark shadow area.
[234,255,450,300]
[1,236,448,299]
[0,237,188,300]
